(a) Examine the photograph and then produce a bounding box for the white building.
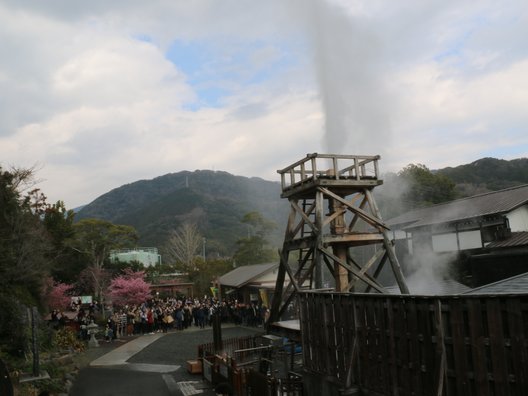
[110,247,161,267]
[387,184,528,285]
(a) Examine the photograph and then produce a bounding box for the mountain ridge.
[75,170,288,257]
[76,157,528,258]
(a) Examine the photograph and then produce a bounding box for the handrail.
[277,153,380,191]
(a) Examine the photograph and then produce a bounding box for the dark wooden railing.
[299,292,528,396]
[277,153,380,192]
[198,335,261,363]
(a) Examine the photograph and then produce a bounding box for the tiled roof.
[486,231,528,248]
[387,184,528,230]
[219,263,278,288]
[463,272,528,295]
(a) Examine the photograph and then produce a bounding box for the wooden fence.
[299,292,528,396]
[198,335,261,363]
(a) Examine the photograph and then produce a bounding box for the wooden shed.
[218,263,279,305]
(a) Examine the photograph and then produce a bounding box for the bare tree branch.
[166,222,202,271]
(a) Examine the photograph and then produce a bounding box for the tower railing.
[277,153,380,192]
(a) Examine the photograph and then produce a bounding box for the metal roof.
[219,263,278,288]
[385,278,471,295]
[463,272,528,295]
[387,184,528,230]
[486,231,528,248]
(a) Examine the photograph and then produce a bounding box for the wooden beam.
[346,250,386,290]
[281,249,300,294]
[318,187,389,230]
[285,200,299,240]
[323,256,336,280]
[365,252,388,293]
[291,200,317,235]
[323,233,384,245]
[345,248,386,292]
[348,195,368,231]
[269,250,287,324]
[365,189,409,294]
[319,246,385,293]
[282,236,315,251]
[323,206,347,229]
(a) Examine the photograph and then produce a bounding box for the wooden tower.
[269,153,409,323]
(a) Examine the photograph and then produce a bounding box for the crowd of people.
[51,296,270,342]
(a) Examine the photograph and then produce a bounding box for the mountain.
[75,170,289,257]
[75,157,528,258]
[436,157,528,196]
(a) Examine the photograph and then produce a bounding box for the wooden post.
[270,154,409,328]
[30,307,39,377]
[329,197,348,291]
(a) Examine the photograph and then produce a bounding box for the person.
[104,324,114,342]
[140,308,147,334]
[147,307,154,334]
[175,306,184,330]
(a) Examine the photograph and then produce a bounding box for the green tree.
[71,219,138,302]
[144,262,179,284]
[188,257,233,296]
[398,164,457,210]
[0,167,52,301]
[42,201,81,283]
[43,201,75,251]
[0,167,53,355]
[233,212,277,266]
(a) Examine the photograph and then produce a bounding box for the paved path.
[90,333,181,373]
[70,325,264,396]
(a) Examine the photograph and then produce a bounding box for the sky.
[1,0,527,209]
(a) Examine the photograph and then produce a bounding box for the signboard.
[71,296,93,304]
[259,289,269,307]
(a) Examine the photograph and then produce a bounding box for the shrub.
[53,328,85,353]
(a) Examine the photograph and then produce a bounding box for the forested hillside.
[76,158,528,256]
[437,157,528,196]
[76,170,289,257]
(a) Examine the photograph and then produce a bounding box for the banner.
[259,289,269,308]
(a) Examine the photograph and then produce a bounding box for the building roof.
[387,184,528,230]
[463,272,528,295]
[486,231,528,248]
[385,278,471,295]
[219,263,278,288]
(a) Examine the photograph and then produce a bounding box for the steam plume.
[299,0,391,153]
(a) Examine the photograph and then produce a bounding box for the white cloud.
[1,0,528,209]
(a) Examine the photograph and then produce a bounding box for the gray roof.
[463,272,528,295]
[486,231,528,248]
[387,184,528,230]
[219,263,278,288]
[385,278,471,295]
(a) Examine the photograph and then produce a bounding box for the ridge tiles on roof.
[387,184,528,229]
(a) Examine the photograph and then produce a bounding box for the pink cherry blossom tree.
[108,269,151,307]
[43,277,75,310]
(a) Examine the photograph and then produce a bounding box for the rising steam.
[298,0,391,154]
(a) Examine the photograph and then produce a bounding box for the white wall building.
[387,184,528,285]
[110,247,161,267]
